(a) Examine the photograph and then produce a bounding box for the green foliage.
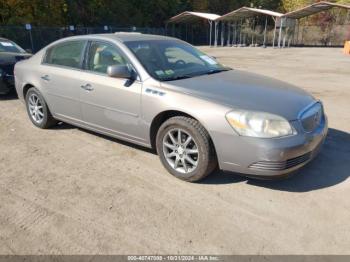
[281,0,350,12]
[0,0,193,26]
[281,0,311,12]
[0,0,66,25]
[0,0,349,27]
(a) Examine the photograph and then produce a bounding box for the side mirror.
[107,65,132,79]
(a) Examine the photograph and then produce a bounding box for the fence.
[1,24,349,52]
[0,25,211,52]
[0,26,168,52]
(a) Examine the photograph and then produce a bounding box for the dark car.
[0,37,31,94]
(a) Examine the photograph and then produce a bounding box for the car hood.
[160,70,315,120]
[0,52,32,66]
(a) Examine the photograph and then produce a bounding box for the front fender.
[141,79,237,158]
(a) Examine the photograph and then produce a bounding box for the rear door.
[41,40,87,121]
[79,40,144,143]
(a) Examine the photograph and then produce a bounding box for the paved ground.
[0,47,349,255]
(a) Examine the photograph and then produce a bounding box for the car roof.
[58,33,178,43]
[99,33,176,42]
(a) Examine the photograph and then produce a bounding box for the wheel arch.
[22,83,55,117]
[22,83,35,99]
[149,110,216,154]
[150,110,191,149]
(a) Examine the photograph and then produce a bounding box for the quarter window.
[86,41,128,74]
[44,41,86,69]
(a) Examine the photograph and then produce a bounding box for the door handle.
[41,75,50,81]
[81,83,94,91]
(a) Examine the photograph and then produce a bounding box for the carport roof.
[167,11,221,23]
[284,1,350,19]
[218,7,284,21]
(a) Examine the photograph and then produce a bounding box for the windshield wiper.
[205,68,232,75]
[162,75,193,81]
[161,68,232,81]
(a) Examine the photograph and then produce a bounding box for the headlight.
[226,110,295,138]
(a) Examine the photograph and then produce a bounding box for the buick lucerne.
[14,33,328,182]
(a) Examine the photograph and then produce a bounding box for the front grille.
[249,152,312,171]
[285,152,312,169]
[300,102,323,132]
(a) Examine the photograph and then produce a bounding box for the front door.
[80,40,144,143]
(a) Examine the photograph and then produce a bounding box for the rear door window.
[44,40,86,69]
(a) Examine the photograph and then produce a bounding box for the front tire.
[25,87,57,129]
[156,116,217,182]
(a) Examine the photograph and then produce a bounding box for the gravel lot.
[0,47,349,255]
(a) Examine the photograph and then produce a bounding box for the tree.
[0,0,349,27]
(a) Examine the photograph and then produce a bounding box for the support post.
[251,18,254,46]
[208,20,212,47]
[295,19,300,46]
[233,22,237,46]
[278,17,284,48]
[251,18,255,46]
[221,22,224,47]
[289,19,296,47]
[263,16,268,47]
[214,21,218,47]
[227,22,231,46]
[239,19,243,46]
[272,17,277,48]
[283,19,288,48]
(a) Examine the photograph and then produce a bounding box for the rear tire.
[25,87,57,129]
[156,116,217,182]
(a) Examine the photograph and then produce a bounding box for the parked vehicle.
[0,37,31,95]
[14,33,328,182]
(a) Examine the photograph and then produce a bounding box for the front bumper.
[217,116,328,177]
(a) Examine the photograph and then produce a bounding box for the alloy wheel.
[28,93,44,124]
[162,128,199,174]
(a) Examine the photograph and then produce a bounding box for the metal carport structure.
[166,11,221,46]
[167,1,350,48]
[280,1,350,47]
[217,7,284,48]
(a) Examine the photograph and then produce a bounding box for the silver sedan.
[14,33,328,182]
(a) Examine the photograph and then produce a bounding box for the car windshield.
[0,40,26,53]
[125,40,231,81]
